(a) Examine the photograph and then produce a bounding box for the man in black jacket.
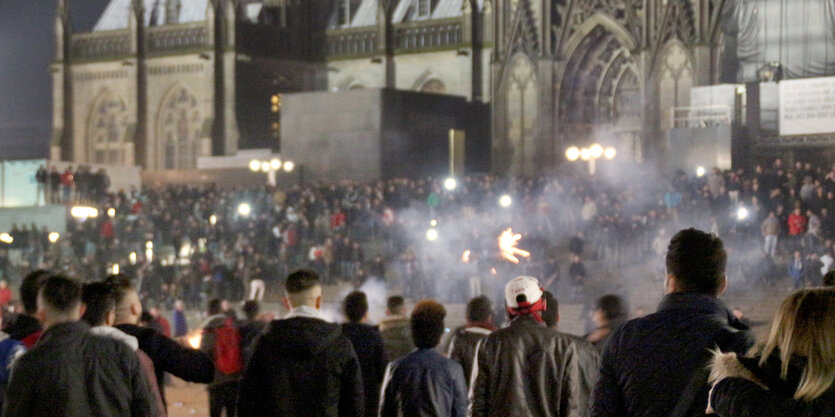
[238,270,363,417]
[4,270,48,348]
[470,276,599,417]
[590,228,755,417]
[446,295,494,386]
[341,291,387,417]
[3,274,156,417]
[107,275,215,408]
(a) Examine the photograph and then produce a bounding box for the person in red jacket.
[787,207,807,251]
[0,280,12,308]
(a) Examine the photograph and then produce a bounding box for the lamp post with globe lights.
[249,157,294,186]
[565,144,616,175]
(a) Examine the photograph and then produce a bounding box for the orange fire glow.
[462,250,471,263]
[498,228,530,264]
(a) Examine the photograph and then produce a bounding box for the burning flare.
[498,228,530,264]
[462,250,471,263]
[187,332,203,350]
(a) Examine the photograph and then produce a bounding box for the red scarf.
[506,297,547,324]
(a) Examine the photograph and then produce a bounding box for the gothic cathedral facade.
[53,0,725,174]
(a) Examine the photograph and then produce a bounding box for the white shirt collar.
[285,305,324,321]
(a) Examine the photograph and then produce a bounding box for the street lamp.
[564,144,616,174]
[499,194,512,208]
[48,232,60,243]
[238,203,252,217]
[249,157,294,186]
[443,177,457,191]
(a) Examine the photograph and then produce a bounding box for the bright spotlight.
[0,233,12,244]
[499,194,512,208]
[260,161,270,173]
[129,252,137,265]
[443,177,457,191]
[580,148,592,161]
[696,166,706,177]
[426,228,439,241]
[590,144,604,158]
[112,264,120,275]
[238,203,252,216]
[209,214,217,225]
[565,146,580,161]
[270,158,282,170]
[737,207,749,221]
[145,241,153,250]
[604,147,616,160]
[430,219,438,227]
[70,206,99,219]
[48,232,60,243]
[249,160,261,172]
[107,208,116,218]
[283,161,295,172]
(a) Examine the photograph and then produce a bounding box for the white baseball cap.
[505,276,543,308]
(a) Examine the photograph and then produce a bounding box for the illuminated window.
[270,94,282,113]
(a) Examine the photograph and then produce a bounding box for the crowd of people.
[2,158,834,312]
[0,228,833,417]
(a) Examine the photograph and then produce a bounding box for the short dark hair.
[343,291,369,323]
[824,271,835,287]
[39,275,82,313]
[285,270,319,294]
[20,269,50,314]
[243,300,260,320]
[466,296,492,323]
[387,295,405,313]
[104,273,133,305]
[207,298,223,316]
[81,282,117,326]
[411,299,446,349]
[665,228,727,295]
[541,291,559,328]
[596,294,625,321]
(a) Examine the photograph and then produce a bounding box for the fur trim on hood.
[709,350,768,389]
[90,325,140,351]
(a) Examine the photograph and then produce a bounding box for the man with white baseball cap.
[469,276,600,417]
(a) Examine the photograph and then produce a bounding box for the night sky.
[0,0,109,160]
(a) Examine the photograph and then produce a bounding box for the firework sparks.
[498,228,530,264]
[462,250,471,263]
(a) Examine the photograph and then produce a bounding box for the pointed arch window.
[158,86,201,169]
[89,91,128,165]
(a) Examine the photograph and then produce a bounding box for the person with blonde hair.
[708,288,835,416]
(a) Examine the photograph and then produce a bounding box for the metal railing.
[671,105,733,128]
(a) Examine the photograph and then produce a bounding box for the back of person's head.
[504,276,546,321]
[386,295,405,315]
[104,273,134,306]
[21,269,50,315]
[242,300,260,320]
[81,282,116,327]
[596,294,626,322]
[284,269,322,308]
[466,296,492,324]
[411,299,446,349]
[761,288,835,401]
[824,271,835,287]
[343,291,368,323]
[665,228,727,295]
[207,298,223,316]
[38,275,82,324]
[541,291,559,328]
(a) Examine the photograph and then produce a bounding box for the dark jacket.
[342,322,388,417]
[446,326,492,385]
[379,315,414,362]
[4,314,42,348]
[237,316,364,417]
[710,351,835,417]
[470,315,600,417]
[380,348,467,417]
[2,321,156,417]
[115,323,215,406]
[590,292,755,417]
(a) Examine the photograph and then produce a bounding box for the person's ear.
[35,308,46,324]
[282,297,291,311]
[130,302,139,317]
[717,275,727,297]
[665,274,677,294]
[77,304,86,319]
[315,295,322,310]
[106,310,116,326]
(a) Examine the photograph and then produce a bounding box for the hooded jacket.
[709,351,835,417]
[4,314,42,348]
[91,326,167,417]
[379,315,414,362]
[469,315,600,417]
[237,316,364,417]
